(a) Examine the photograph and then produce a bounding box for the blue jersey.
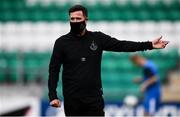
[143,60,161,98]
[143,60,161,114]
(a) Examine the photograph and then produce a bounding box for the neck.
[70,28,87,37]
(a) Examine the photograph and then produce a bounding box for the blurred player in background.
[48,5,168,116]
[131,54,161,116]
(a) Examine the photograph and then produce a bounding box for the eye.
[70,18,75,20]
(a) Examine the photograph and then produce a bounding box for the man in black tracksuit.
[48,5,169,116]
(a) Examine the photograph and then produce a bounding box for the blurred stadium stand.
[0,0,180,102]
[0,0,180,21]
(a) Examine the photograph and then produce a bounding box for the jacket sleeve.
[98,32,153,52]
[48,39,63,101]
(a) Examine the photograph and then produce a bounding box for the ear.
[84,15,88,21]
[85,18,88,24]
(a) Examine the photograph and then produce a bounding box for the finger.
[162,44,166,48]
[55,101,60,106]
[52,105,59,108]
[157,36,162,41]
[56,103,61,107]
[56,101,61,107]
[52,103,60,108]
[51,104,57,107]
[154,36,163,44]
[50,101,59,106]
[55,103,61,107]
[163,41,169,45]
[57,102,61,107]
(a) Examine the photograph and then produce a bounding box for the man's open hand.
[152,36,169,49]
[50,99,61,108]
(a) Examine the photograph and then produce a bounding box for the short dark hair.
[130,54,144,61]
[69,5,88,17]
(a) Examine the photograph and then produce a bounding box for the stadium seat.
[5,51,21,82]
[0,52,7,82]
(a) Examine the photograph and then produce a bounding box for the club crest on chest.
[90,40,98,51]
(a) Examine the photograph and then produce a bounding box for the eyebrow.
[71,17,82,19]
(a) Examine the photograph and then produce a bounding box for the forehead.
[70,11,84,17]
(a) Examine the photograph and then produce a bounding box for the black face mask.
[70,20,86,34]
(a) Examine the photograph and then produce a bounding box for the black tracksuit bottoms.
[64,96,105,116]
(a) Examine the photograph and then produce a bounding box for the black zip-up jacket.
[48,31,153,101]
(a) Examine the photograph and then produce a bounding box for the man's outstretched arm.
[98,32,169,52]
